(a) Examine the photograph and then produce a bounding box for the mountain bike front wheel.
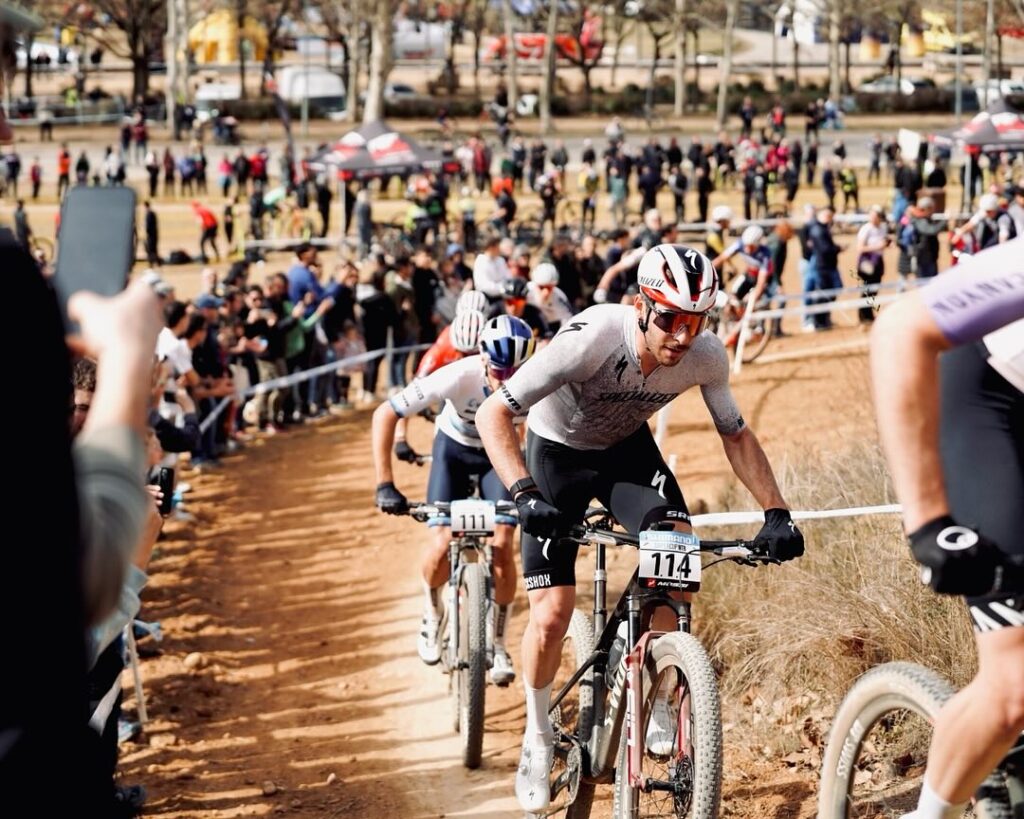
[613,631,722,818]
[458,562,487,769]
[818,661,1012,818]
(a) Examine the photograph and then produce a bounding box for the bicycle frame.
[555,560,694,785]
[548,516,766,801]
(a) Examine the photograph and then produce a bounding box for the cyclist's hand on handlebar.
[514,490,562,539]
[909,516,1003,596]
[754,508,805,562]
[394,440,419,464]
[375,481,408,515]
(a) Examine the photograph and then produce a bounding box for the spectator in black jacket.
[807,207,842,330]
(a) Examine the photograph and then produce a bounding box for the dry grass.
[694,441,976,746]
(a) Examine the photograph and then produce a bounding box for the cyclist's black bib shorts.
[940,342,1024,632]
[426,431,511,527]
[522,424,688,590]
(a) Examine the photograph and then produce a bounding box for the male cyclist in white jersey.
[870,238,1024,819]
[373,315,536,686]
[475,243,805,811]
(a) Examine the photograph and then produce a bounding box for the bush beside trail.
[696,442,975,765]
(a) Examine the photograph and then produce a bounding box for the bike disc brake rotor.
[670,754,694,816]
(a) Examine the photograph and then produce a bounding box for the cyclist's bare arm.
[870,293,952,532]
[476,396,530,491]
[372,401,401,484]
[719,426,788,511]
[746,267,771,307]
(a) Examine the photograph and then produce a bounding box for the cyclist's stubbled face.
[634,295,701,367]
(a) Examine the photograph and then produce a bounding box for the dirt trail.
[121,328,872,818]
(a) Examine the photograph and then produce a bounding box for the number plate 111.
[638,530,702,591]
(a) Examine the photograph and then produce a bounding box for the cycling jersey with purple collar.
[920,238,1024,345]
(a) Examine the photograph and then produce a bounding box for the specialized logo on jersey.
[614,354,628,383]
[597,389,675,404]
[651,469,667,499]
[561,321,588,334]
[499,383,523,413]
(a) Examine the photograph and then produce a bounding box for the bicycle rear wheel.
[613,631,722,818]
[458,563,487,769]
[818,661,1011,818]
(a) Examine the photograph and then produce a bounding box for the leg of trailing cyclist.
[489,523,518,685]
[416,524,452,666]
[907,628,1024,817]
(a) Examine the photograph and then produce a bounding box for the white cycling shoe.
[417,615,442,665]
[645,694,678,757]
[515,737,554,812]
[490,647,516,686]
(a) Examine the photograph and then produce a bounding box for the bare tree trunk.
[792,33,800,89]
[843,39,851,94]
[611,16,626,88]
[166,0,179,132]
[237,1,247,99]
[716,0,737,129]
[347,24,361,122]
[828,0,841,102]
[673,0,687,115]
[364,0,395,122]
[539,0,558,133]
[502,0,518,114]
[982,0,994,105]
[24,32,33,98]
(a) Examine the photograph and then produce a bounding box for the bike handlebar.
[564,525,768,559]
[406,500,518,524]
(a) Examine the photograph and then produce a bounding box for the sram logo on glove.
[937,525,980,552]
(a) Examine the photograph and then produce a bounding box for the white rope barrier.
[198,342,431,434]
[692,503,902,527]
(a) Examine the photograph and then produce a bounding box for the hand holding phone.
[53,186,137,331]
[149,467,175,517]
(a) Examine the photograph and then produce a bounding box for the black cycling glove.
[515,490,563,539]
[909,515,1003,596]
[375,481,408,515]
[753,508,805,562]
[394,440,419,464]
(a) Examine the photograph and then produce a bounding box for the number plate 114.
[638,530,702,590]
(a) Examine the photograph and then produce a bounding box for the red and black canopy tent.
[309,119,459,181]
[930,99,1024,209]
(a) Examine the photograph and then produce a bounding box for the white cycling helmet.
[980,192,1000,212]
[449,309,487,354]
[711,205,734,223]
[636,244,719,314]
[456,289,489,315]
[530,262,559,286]
[741,225,765,246]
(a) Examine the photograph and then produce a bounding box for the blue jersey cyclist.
[372,315,536,687]
[870,238,1024,819]
[475,243,805,813]
[711,225,775,344]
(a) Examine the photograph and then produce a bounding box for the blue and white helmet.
[479,315,536,380]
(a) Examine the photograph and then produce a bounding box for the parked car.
[358,83,420,105]
[973,78,1024,104]
[858,76,935,96]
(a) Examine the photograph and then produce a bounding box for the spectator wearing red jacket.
[192,201,220,261]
